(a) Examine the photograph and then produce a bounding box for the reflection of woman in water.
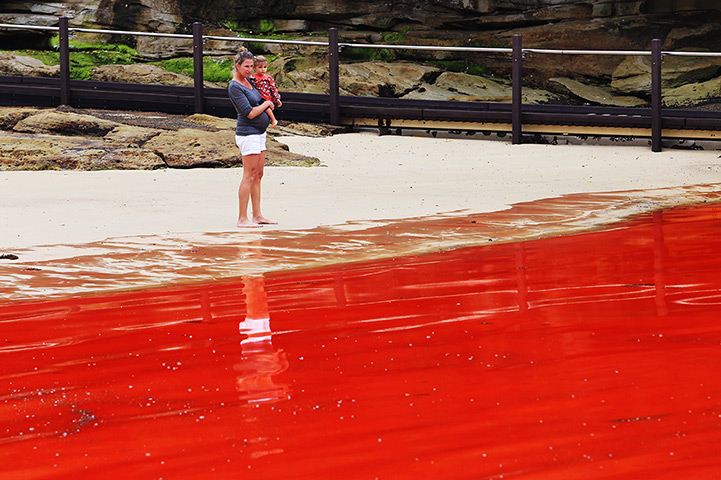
[236,275,288,403]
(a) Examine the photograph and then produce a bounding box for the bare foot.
[270,120,278,128]
[237,219,262,228]
[253,216,277,225]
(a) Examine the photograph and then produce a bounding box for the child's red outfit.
[251,73,281,106]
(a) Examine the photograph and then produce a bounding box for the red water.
[2,204,721,479]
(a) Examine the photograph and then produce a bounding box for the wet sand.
[2,203,720,478]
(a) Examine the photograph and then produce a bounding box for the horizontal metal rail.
[0,23,57,32]
[339,43,512,53]
[204,35,327,46]
[523,48,650,56]
[3,21,721,57]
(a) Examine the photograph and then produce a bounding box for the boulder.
[272,19,310,32]
[142,127,320,167]
[104,125,163,146]
[612,55,721,94]
[664,23,721,51]
[0,131,166,170]
[141,129,241,168]
[401,82,465,101]
[91,64,219,87]
[185,113,344,138]
[14,110,120,136]
[85,149,167,170]
[133,27,244,59]
[281,61,440,96]
[185,114,236,130]
[342,61,440,97]
[549,77,647,107]
[134,36,193,60]
[0,53,59,77]
[0,107,43,130]
[430,71,555,103]
[434,71,509,98]
[662,75,721,107]
[256,36,328,58]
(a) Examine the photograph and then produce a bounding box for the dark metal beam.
[512,34,523,145]
[58,16,70,106]
[328,28,340,126]
[193,22,204,114]
[651,38,663,152]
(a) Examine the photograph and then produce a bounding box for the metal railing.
[3,19,721,151]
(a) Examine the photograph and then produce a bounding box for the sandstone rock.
[142,127,319,167]
[0,108,321,170]
[549,77,647,107]
[85,149,167,170]
[664,23,721,51]
[203,28,249,56]
[662,75,721,107]
[134,27,246,59]
[612,55,721,95]
[185,114,236,130]
[14,111,120,136]
[6,0,719,37]
[281,61,440,96]
[135,36,192,60]
[0,53,59,77]
[401,82,464,101]
[0,131,165,170]
[255,37,328,59]
[434,71,509,98]
[142,129,240,168]
[90,64,218,87]
[271,122,344,137]
[104,125,163,146]
[92,0,183,34]
[265,138,321,167]
[0,107,43,130]
[272,19,310,32]
[432,71,555,103]
[341,62,440,96]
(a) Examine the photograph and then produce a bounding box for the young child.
[251,56,282,128]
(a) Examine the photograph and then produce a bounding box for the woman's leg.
[251,150,277,225]
[238,153,264,228]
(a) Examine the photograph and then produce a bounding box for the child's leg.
[267,108,278,128]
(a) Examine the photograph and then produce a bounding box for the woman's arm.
[246,100,274,119]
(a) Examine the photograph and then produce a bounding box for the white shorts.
[235,133,267,156]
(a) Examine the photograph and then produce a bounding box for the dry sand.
[1,132,720,250]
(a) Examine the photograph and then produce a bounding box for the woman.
[228,50,277,228]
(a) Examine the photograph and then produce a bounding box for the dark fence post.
[193,22,204,114]
[651,38,662,152]
[511,34,522,145]
[328,28,340,126]
[58,16,70,106]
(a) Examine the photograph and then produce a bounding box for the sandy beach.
[1,133,720,250]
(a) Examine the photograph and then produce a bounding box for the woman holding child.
[228,49,278,228]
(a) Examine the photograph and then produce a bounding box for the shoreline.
[2,133,721,299]
[1,183,720,301]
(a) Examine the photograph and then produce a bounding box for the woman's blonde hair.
[234,48,253,65]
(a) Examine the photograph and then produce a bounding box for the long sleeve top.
[228,79,270,136]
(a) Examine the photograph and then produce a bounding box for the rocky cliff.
[3,1,721,40]
[2,1,721,107]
